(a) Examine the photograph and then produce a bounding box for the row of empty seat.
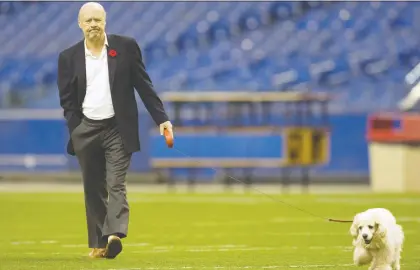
[0,1,418,112]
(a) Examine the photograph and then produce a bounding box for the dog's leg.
[370,252,393,270]
[376,266,392,270]
[392,247,402,270]
[353,246,372,266]
[368,243,393,270]
[369,256,378,270]
[369,263,392,270]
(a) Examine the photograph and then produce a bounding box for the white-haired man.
[57,2,173,259]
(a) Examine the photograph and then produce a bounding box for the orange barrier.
[367,112,420,142]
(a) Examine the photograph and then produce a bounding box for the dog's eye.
[368,225,373,229]
[359,226,362,230]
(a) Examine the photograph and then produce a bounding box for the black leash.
[167,140,353,224]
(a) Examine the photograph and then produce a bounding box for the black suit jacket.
[57,34,169,156]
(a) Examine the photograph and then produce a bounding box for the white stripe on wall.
[0,109,64,120]
[0,154,67,167]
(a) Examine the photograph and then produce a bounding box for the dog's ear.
[350,214,360,239]
[375,222,387,238]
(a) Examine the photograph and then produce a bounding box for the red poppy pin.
[108,49,117,57]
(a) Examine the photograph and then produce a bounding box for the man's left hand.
[159,121,173,137]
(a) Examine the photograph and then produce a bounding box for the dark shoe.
[104,235,123,259]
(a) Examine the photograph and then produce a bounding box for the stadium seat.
[0,1,417,112]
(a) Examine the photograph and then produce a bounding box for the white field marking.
[40,240,58,244]
[161,245,351,251]
[11,228,419,247]
[266,232,346,236]
[185,247,276,252]
[316,197,420,205]
[62,244,86,248]
[11,240,58,245]
[267,231,418,236]
[11,241,36,245]
[2,252,88,257]
[396,217,420,223]
[191,219,420,228]
[270,217,320,223]
[289,264,354,268]
[127,220,263,229]
[126,242,150,247]
[152,246,174,250]
[128,229,417,241]
[192,220,261,227]
[122,245,355,254]
[131,250,170,254]
[3,250,415,269]
[176,244,247,248]
[131,244,248,252]
[191,218,350,227]
[129,197,269,204]
[86,263,360,270]
[271,217,420,224]
[61,242,150,248]
[58,243,355,254]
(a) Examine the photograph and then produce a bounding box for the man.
[57,2,173,259]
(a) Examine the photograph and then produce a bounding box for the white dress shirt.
[82,35,115,120]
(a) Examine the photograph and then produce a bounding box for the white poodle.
[349,208,404,270]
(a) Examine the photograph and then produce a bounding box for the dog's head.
[350,212,387,245]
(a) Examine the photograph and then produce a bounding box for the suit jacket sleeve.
[129,38,169,126]
[57,52,81,133]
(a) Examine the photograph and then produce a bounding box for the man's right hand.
[159,120,173,138]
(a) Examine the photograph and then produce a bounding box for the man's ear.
[350,214,360,239]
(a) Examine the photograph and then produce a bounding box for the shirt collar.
[84,34,109,56]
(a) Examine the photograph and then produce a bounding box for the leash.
[163,129,353,224]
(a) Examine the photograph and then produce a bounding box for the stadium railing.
[151,90,332,191]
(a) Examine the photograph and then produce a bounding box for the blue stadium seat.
[0,1,418,111]
[268,2,295,22]
[207,19,231,43]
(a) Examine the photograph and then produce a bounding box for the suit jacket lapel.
[107,35,117,92]
[75,41,86,104]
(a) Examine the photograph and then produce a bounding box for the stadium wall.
[0,110,369,181]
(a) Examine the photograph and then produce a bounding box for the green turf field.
[0,190,419,269]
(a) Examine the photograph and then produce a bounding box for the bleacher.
[0,1,419,111]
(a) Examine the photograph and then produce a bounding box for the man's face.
[78,6,106,41]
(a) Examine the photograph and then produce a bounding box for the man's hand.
[159,121,173,137]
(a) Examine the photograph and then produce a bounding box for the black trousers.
[71,116,131,248]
